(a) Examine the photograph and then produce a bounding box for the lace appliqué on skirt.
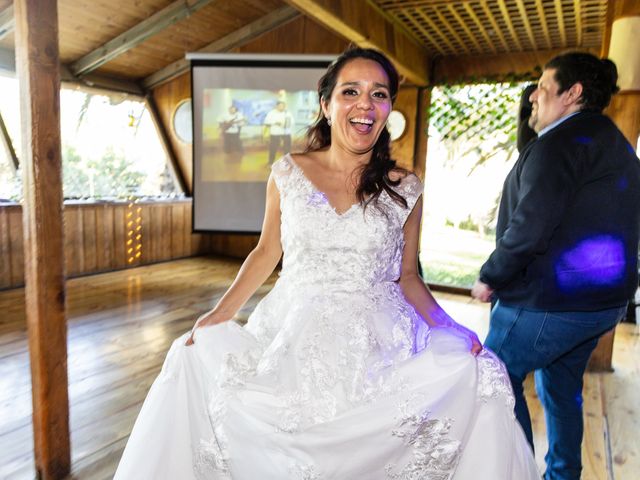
[385,396,461,480]
[193,430,231,480]
[476,349,516,414]
[288,460,321,480]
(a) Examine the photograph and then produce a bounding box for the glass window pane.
[60,88,182,199]
[420,83,526,288]
[0,75,20,202]
[0,145,19,201]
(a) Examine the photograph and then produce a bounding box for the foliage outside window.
[0,74,182,202]
[0,76,20,201]
[420,82,529,288]
[60,88,180,200]
[0,147,18,201]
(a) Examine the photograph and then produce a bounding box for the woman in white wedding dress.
[115,48,539,479]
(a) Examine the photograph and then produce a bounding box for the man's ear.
[564,82,583,106]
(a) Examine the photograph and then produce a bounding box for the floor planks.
[0,256,637,479]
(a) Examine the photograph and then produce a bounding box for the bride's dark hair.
[304,47,408,209]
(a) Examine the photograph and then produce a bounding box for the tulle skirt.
[115,282,539,479]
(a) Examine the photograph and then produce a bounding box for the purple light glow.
[555,235,626,292]
[573,135,593,145]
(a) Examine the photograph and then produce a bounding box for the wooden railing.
[0,199,214,290]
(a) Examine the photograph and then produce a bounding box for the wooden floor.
[0,256,638,479]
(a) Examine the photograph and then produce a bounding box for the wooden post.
[413,87,432,180]
[14,0,70,478]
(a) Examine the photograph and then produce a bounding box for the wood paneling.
[151,74,193,193]
[391,87,420,173]
[57,0,175,64]
[91,0,285,79]
[0,205,24,288]
[235,15,348,55]
[413,88,431,180]
[0,200,213,290]
[433,47,595,84]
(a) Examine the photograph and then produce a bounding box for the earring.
[326,117,332,126]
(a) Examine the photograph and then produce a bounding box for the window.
[420,82,527,288]
[0,74,183,202]
[0,75,20,202]
[60,88,181,200]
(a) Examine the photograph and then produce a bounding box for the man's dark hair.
[545,52,620,112]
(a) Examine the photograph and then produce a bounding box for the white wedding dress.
[115,155,539,479]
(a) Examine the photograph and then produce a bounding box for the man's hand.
[471,279,494,303]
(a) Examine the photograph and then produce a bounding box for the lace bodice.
[272,154,423,293]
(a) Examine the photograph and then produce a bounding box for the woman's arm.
[186,175,283,344]
[398,197,482,354]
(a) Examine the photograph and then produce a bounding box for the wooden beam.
[0,5,14,41]
[403,9,445,56]
[463,2,497,54]
[497,0,523,51]
[554,0,567,47]
[284,0,430,86]
[574,0,583,47]
[479,0,510,52]
[414,8,458,53]
[60,65,145,96]
[69,0,218,77]
[14,0,70,478]
[144,93,189,194]
[536,0,553,49]
[413,87,431,180]
[1,47,144,95]
[434,8,470,54]
[515,0,538,50]
[432,47,599,84]
[600,0,614,57]
[143,5,300,89]
[447,4,484,53]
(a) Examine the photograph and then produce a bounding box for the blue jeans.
[485,301,625,480]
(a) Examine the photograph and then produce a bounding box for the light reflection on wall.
[126,201,142,264]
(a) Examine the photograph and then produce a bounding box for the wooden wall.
[0,200,212,290]
[392,87,421,172]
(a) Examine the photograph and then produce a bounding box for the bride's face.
[321,58,392,155]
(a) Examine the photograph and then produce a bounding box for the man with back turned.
[472,52,640,480]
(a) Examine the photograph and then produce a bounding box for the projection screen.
[190,53,335,233]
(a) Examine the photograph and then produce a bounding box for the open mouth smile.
[349,117,374,133]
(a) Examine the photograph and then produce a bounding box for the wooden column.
[413,87,432,180]
[606,92,640,148]
[14,0,70,478]
[604,0,640,149]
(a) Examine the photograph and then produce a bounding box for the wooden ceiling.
[372,0,609,57]
[0,0,613,91]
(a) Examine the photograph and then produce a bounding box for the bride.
[115,47,539,479]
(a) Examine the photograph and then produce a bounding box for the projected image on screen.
[201,88,319,182]
[191,55,334,233]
